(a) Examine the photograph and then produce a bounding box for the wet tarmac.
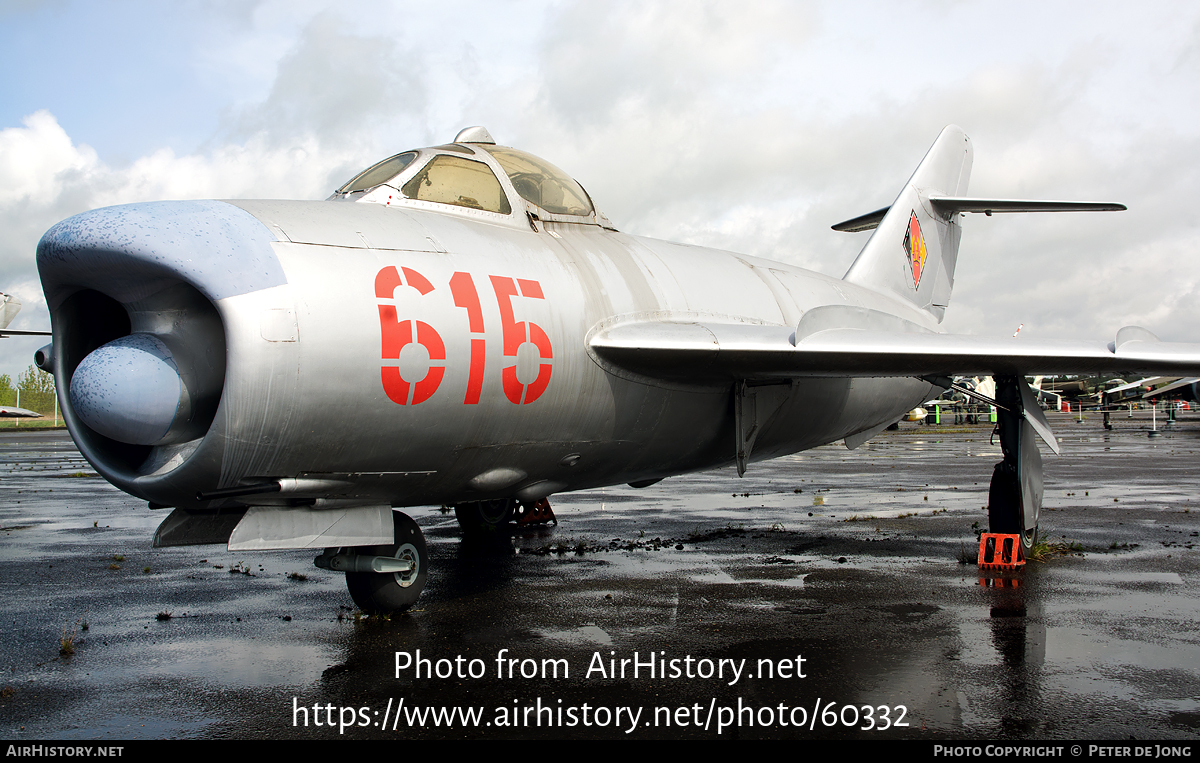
[1,411,1199,740]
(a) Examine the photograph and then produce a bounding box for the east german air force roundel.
[903,210,927,289]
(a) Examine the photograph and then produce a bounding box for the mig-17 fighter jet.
[32,125,1200,611]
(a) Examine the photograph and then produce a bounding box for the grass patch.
[1029,536,1084,562]
[59,625,77,656]
[956,543,976,565]
[0,419,65,429]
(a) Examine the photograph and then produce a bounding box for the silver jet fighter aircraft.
[34,125,1200,611]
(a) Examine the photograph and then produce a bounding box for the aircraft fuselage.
[40,197,934,512]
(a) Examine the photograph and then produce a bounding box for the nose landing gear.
[316,511,427,613]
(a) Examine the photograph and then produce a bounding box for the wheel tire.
[987,465,1021,534]
[345,512,427,613]
[1020,524,1038,555]
[454,499,515,534]
[987,464,1036,554]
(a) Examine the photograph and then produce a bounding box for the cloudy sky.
[1,0,1198,381]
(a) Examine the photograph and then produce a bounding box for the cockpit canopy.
[337,151,418,195]
[483,146,592,216]
[330,127,609,228]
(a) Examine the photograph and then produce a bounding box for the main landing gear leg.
[453,498,518,534]
[987,375,1042,555]
[453,497,557,534]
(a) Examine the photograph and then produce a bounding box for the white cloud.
[0,110,97,207]
[222,11,428,152]
[0,109,373,377]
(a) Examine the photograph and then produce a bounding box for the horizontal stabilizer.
[831,206,890,232]
[833,198,1125,232]
[929,197,1126,214]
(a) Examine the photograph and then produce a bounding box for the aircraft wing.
[590,312,1200,382]
[1140,377,1200,398]
[0,405,43,418]
[0,292,49,336]
[1106,376,1168,395]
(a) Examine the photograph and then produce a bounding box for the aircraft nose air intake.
[36,198,284,481]
[71,334,185,446]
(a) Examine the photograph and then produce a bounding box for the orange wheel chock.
[977,533,1025,570]
[515,497,557,527]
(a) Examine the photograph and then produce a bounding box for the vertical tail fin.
[843,125,972,321]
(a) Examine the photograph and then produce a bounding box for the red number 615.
[376,267,553,406]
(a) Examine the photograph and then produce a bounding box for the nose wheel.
[342,511,427,613]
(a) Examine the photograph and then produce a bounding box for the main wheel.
[987,464,1037,553]
[454,498,516,534]
[1021,524,1038,553]
[345,512,427,612]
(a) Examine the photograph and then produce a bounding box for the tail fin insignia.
[903,211,927,289]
